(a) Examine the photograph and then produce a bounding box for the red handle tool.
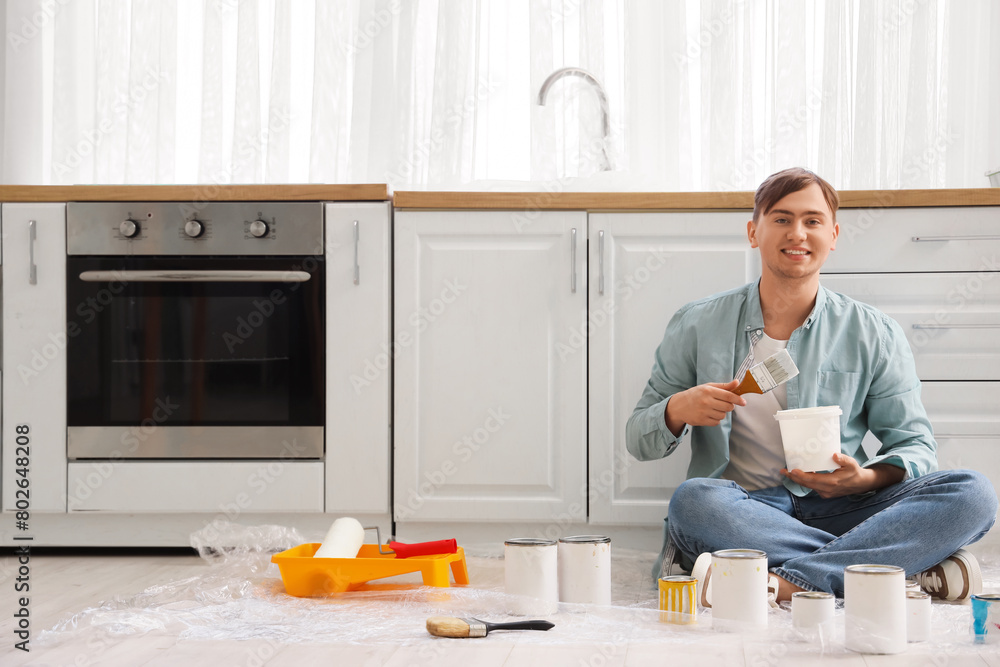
[388,539,458,558]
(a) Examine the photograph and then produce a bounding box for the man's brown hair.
[752,167,839,223]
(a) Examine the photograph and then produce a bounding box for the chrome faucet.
[537,67,613,171]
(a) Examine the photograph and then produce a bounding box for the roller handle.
[388,538,458,558]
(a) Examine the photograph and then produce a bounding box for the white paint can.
[791,591,835,632]
[558,535,612,605]
[844,564,906,654]
[504,538,558,615]
[906,590,931,642]
[710,549,769,630]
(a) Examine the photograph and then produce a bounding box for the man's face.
[748,183,839,283]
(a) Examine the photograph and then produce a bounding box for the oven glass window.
[67,257,325,427]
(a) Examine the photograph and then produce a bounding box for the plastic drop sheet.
[34,522,1000,656]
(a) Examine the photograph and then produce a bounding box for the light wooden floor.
[2,545,1000,666]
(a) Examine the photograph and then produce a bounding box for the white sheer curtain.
[625,0,1000,190]
[2,0,997,189]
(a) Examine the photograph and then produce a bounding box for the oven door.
[66,256,325,459]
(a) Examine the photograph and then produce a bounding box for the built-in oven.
[65,202,325,460]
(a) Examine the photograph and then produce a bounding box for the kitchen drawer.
[936,436,1000,502]
[824,206,1000,273]
[67,461,324,512]
[921,382,1000,437]
[822,273,1000,380]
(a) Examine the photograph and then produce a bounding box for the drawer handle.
[28,220,37,285]
[598,229,605,295]
[910,235,1000,242]
[912,324,1000,330]
[353,220,360,285]
[570,227,577,293]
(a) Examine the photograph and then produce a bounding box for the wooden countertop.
[394,188,1000,210]
[0,184,388,202]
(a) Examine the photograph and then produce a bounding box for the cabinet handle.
[911,235,1000,242]
[353,220,360,285]
[911,323,1000,330]
[28,220,37,285]
[598,230,605,295]
[570,227,577,293]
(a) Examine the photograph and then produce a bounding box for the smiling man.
[627,167,998,604]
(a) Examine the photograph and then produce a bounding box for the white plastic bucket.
[773,406,842,472]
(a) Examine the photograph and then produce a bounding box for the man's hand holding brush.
[665,379,747,435]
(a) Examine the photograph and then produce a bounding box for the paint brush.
[734,348,799,395]
[426,616,555,638]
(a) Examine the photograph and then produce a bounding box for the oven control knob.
[184,220,204,238]
[249,219,269,238]
[120,219,139,238]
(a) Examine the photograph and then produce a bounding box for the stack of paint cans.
[504,535,613,613]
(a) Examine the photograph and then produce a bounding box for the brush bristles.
[426,616,470,638]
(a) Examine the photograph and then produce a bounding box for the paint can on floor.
[558,535,612,605]
[844,564,906,654]
[659,575,697,624]
[791,591,835,633]
[504,538,558,616]
[972,593,1000,644]
[710,549,769,630]
[906,590,931,642]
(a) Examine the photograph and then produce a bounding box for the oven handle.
[77,270,312,283]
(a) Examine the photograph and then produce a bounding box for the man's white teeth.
[784,250,808,255]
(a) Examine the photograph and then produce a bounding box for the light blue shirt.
[626,279,938,497]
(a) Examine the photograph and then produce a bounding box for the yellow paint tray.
[271,543,470,597]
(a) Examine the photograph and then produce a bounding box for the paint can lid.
[791,591,834,600]
[845,564,904,575]
[559,535,611,544]
[712,548,767,559]
[504,538,556,547]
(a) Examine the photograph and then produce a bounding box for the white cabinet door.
[2,204,67,512]
[587,211,759,524]
[394,210,587,522]
[325,203,392,514]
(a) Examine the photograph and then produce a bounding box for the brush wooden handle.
[389,539,457,558]
[486,620,555,632]
[733,370,762,396]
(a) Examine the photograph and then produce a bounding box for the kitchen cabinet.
[586,211,758,524]
[324,202,392,515]
[822,206,1000,503]
[2,203,67,512]
[393,210,588,523]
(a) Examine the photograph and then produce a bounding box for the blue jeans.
[667,470,998,597]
